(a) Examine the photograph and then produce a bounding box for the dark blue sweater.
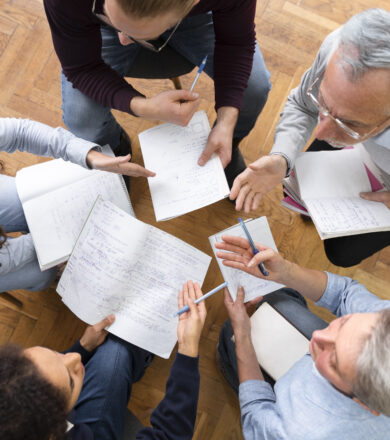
[66,341,199,440]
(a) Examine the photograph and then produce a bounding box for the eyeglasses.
[307,73,363,140]
[92,0,181,52]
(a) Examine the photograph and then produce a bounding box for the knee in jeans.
[29,266,57,291]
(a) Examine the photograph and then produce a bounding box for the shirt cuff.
[269,152,292,177]
[315,272,341,310]
[66,138,101,169]
[239,379,276,407]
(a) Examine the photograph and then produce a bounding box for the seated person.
[215,235,390,439]
[230,8,390,267]
[0,280,206,439]
[0,117,154,293]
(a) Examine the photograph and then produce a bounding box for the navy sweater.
[66,341,200,440]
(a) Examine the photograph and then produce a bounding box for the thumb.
[171,89,199,102]
[198,141,214,166]
[95,314,115,331]
[236,286,246,303]
[114,154,131,163]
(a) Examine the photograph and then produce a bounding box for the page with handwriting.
[209,217,284,302]
[139,111,229,221]
[58,198,211,358]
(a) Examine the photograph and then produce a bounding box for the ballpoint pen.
[238,218,269,277]
[189,55,208,92]
[173,281,228,317]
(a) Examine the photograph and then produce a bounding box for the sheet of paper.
[251,303,309,380]
[58,198,211,358]
[295,149,371,199]
[209,217,284,302]
[139,111,229,221]
[18,167,132,270]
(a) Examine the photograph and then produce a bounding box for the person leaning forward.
[43,0,272,187]
[215,235,390,440]
[230,8,390,267]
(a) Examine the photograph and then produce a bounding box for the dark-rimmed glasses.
[92,0,182,52]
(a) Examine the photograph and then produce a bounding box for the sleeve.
[239,380,288,440]
[64,340,95,365]
[136,352,200,440]
[0,234,36,276]
[316,272,390,317]
[43,0,143,114]
[270,29,340,166]
[0,118,98,168]
[211,0,256,111]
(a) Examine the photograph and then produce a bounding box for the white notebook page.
[139,111,229,221]
[58,198,211,358]
[209,217,284,302]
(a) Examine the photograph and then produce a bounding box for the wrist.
[79,338,94,352]
[269,153,289,177]
[178,342,199,358]
[216,107,239,132]
[130,96,147,117]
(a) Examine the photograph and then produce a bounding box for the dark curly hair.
[0,225,6,249]
[0,344,68,440]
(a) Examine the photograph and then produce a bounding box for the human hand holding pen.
[215,235,291,284]
[177,281,207,358]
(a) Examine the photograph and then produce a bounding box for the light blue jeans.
[0,175,57,291]
[61,13,271,148]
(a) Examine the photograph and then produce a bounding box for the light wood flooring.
[0,1,389,438]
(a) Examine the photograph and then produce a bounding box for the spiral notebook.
[15,146,132,270]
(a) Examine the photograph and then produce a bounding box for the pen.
[173,281,228,317]
[189,55,208,92]
[238,218,269,277]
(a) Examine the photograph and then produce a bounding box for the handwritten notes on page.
[139,111,230,221]
[57,198,211,358]
[209,217,284,302]
[16,150,132,270]
[294,148,390,239]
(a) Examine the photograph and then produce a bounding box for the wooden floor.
[1,0,389,438]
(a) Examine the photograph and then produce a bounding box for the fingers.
[223,287,234,306]
[173,90,199,102]
[216,250,248,265]
[193,282,206,316]
[119,163,156,177]
[219,235,251,250]
[247,248,275,267]
[198,141,216,166]
[94,314,115,331]
[236,286,246,304]
[230,168,249,200]
[235,184,251,211]
[243,190,255,214]
[360,191,390,204]
[245,295,264,307]
[178,284,185,310]
[251,193,262,211]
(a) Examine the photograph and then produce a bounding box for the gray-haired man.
[230,8,390,267]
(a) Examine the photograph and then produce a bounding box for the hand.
[215,235,289,284]
[360,190,390,209]
[80,314,115,352]
[198,107,238,167]
[177,281,207,357]
[223,286,261,337]
[86,150,156,178]
[230,155,288,212]
[130,90,200,126]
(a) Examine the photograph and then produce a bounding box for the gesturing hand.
[198,122,233,167]
[230,155,288,212]
[177,281,207,358]
[215,235,288,284]
[86,150,156,178]
[80,314,115,352]
[360,190,390,209]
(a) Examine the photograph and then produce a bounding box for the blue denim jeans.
[217,288,328,393]
[0,175,57,291]
[61,13,271,148]
[74,335,152,440]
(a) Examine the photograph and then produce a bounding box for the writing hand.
[360,190,390,209]
[86,150,155,177]
[230,155,288,212]
[80,314,115,352]
[215,235,289,284]
[131,90,199,126]
[177,281,207,357]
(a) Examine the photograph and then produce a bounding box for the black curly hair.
[0,161,5,249]
[0,344,68,440]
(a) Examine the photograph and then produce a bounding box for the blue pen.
[189,55,208,92]
[173,281,228,317]
[238,218,269,277]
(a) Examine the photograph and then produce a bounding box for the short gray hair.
[337,8,390,79]
[353,308,390,416]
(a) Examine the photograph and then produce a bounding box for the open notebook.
[250,302,310,380]
[282,146,390,239]
[139,111,230,221]
[209,217,284,302]
[16,147,132,270]
[57,197,211,358]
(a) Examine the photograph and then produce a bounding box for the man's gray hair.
[353,308,390,416]
[337,8,390,79]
